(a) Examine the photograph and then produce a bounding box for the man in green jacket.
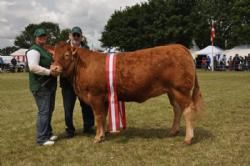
[26,28,59,146]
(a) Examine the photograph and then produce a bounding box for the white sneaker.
[49,135,58,141]
[42,140,55,146]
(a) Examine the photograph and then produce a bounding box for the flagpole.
[212,41,214,71]
[211,19,215,71]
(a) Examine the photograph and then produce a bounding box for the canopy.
[10,49,28,56]
[195,45,224,55]
[223,45,250,58]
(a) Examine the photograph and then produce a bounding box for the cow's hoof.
[168,130,180,137]
[94,136,105,144]
[94,139,101,144]
[184,139,192,145]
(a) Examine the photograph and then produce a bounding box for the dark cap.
[71,26,82,35]
[34,28,47,37]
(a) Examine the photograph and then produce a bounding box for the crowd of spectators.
[198,53,250,71]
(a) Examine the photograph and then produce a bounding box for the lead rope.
[71,48,80,94]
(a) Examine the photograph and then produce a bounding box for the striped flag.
[210,21,215,45]
[106,53,126,133]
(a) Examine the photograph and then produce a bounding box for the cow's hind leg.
[167,93,182,136]
[183,103,195,144]
[171,89,195,144]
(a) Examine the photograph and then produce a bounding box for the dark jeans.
[62,86,94,134]
[32,87,56,144]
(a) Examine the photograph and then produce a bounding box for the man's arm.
[26,50,50,76]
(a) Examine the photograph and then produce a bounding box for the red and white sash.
[106,53,126,133]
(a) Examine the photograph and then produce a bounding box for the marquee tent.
[195,45,224,55]
[195,45,224,71]
[10,49,28,62]
[223,45,250,58]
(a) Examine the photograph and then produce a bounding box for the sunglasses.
[38,34,47,37]
[73,33,81,37]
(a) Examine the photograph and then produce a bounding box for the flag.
[106,53,126,133]
[210,22,215,45]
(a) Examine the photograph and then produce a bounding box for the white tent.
[195,45,224,71]
[10,48,28,62]
[223,45,250,59]
[11,49,28,56]
[195,45,224,55]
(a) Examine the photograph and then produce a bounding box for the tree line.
[0,22,70,56]
[100,0,250,51]
[0,0,249,54]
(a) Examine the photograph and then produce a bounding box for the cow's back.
[116,44,195,102]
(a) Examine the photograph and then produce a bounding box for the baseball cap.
[34,28,47,37]
[71,26,82,35]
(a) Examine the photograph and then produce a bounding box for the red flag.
[210,22,215,45]
[106,54,126,133]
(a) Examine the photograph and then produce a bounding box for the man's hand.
[50,69,60,77]
[50,66,61,77]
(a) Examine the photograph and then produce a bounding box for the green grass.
[0,71,249,166]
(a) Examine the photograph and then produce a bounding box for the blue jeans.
[62,86,94,134]
[32,87,56,144]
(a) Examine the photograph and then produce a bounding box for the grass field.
[0,71,249,166]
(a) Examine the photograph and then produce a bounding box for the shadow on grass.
[106,127,214,144]
[55,127,214,145]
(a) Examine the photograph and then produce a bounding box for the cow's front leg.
[89,97,106,143]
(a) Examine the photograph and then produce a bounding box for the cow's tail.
[191,72,204,118]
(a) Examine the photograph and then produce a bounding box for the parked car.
[0,56,26,72]
[9,61,26,72]
[17,61,26,72]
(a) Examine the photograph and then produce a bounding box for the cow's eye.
[64,53,70,60]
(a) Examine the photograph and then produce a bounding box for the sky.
[0,0,147,49]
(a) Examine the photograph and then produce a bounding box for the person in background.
[11,57,17,72]
[221,54,227,71]
[26,28,58,146]
[228,56,233,71]
[247,54,250,70]
[201,56,207,70]
[0,57,3,72]
[206,55,211,71]
[61,26,94,138]
[233,54,241,71]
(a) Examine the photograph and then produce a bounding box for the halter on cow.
[49,41,203,144]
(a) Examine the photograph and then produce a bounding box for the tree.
[190,0,238,49]
[0,46,18,56]
[101,0,195,51]
[58,28,71,42]
[14,22,65,48]
[229,0,250,48]
[101,0,249,50]
[14,23,90,49]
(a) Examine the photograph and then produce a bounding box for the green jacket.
[28,44,57,92]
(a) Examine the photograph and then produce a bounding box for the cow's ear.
[43,45,55,56]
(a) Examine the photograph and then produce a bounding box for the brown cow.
[50,42,203,144]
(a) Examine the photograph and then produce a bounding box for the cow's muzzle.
[50,64,63,76]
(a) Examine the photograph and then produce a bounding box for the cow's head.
[50,41,78,77]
